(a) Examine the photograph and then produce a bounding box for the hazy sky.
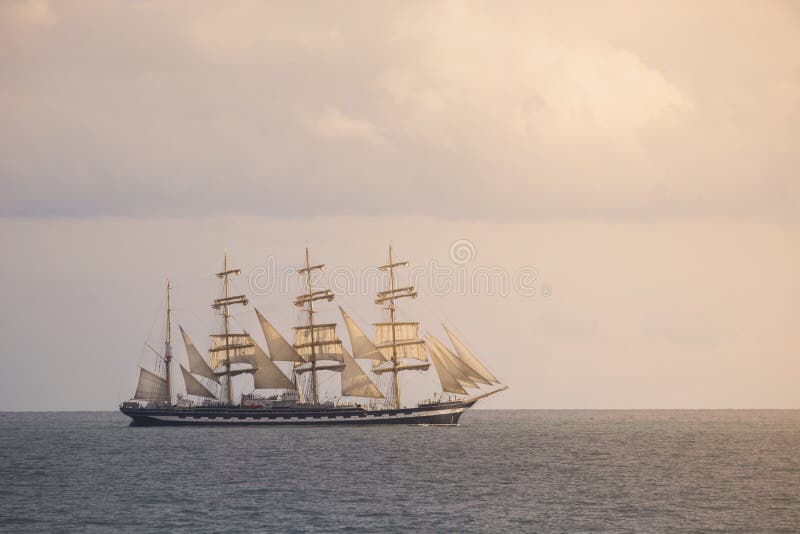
[1,1,798,409]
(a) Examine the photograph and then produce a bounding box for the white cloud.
[377,3,693,176]
[310,106,388,146]
[13,0,57,28]
[0,0,797,221]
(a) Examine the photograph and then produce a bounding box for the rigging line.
[343,304,372,330]
[227,275,250,294]
[313,367,340,401]
[138,289,167,367]
[168,277,215,292]
[413,289,462,345]
[172,301,217,311]
[175,306,208,338]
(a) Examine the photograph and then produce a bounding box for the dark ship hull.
[120,400,475,426]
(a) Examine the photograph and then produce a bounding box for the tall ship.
[120,246,507,426]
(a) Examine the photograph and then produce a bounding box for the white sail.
[428,342,467,395]
[179,326,220,383]
[443,324,498,383]
[133,367,169,402]
[429,335,489,387]
[293,323,344,362]
[255,308,304,362]
[209,332,255,369]
[251,338,294,390]
[429,336,478,388]
[375,322,427,361]
[179,364,216,399]
[339,307,387,361]
[340,348,384,399]
[375,322,420,343]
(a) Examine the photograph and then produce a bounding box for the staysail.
[251,338,294,390]
[133,367,169,402]
[255,308,304,362]
[429,335,489,387]
[180,364,216,399]
[180,326,220,383]
[428,336,478,388]
[339,307,386,362]
[428,342,467,395]
[443,324,498,383]
[340,348,384,398]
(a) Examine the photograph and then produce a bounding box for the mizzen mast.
[374,244,430,409]
[164,279,173,404]
[131,281,174,405]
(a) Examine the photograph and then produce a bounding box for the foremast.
[212,252,254,405]
[293,246,344,404]
[374,244,430,409]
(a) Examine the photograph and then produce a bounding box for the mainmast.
[164,280,173,404]
[293,246,343,404]
[212,252,252,405]
[374,244,429,409]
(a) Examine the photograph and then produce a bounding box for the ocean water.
[0,410,798,532]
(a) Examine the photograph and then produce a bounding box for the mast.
[305,247,318,404]
[224,254,232,404]
[131,280,174,405]
[388,245,400,408]
[164,279,173,405]
[293,246,342,404]
[212,252,251,405]
[374,244,429,409]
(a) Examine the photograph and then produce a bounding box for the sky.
[0,0,798,410]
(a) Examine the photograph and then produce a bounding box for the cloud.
[12,0,57,28]
[375,2,695,198]
[310,107,388,146]
[380,3,693,147]
[0,0,57,49]
[0,0,797,221]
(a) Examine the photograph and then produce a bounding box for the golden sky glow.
[0,1,798,408]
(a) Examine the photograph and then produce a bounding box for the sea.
[1,410,798,532]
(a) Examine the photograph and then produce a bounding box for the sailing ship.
[120,246,507,426]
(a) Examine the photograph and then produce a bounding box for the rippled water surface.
[1,410,798,532]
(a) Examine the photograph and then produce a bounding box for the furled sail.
[375,322,427,361]
[133,367,169,402]
[209,332,255,369]
[428,336,478,388]
[255,308,304,362]
[428,342,467,395]
[293,323,344,362]
[340,348,384,398]
[339,307,386,361]
[443,324,498,383]
[251,338,294,390]
[180,364,216,399]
